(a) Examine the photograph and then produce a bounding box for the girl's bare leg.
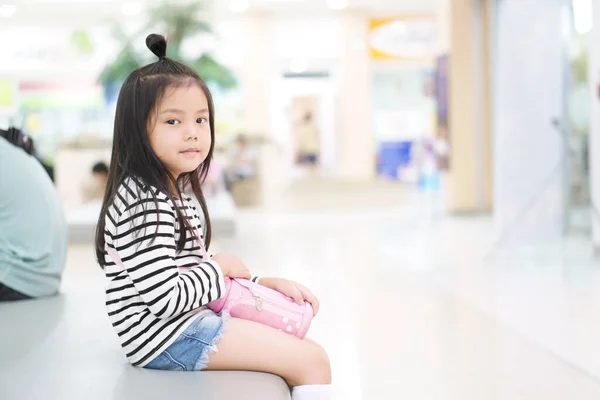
[205,318,331,387]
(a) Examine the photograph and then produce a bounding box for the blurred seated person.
[81,161,109,202]
[1,127,34,154]
[203,158,227,197]
[225,134,258,190]
[182,158,227,199]
[0,127,55,182]
[0,129,68,301]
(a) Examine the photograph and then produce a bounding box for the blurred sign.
[18,80,103,110]
[374,109,428,141]
[372,68,435,141]
[0,80,16,115]
[0,27,108,79]
[377,141,415,181]
[369,16,437,61]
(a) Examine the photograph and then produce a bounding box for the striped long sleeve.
[102,178,224,366]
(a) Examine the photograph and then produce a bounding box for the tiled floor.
[8,182,600,399]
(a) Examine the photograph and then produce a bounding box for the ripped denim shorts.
[145,310,228,371]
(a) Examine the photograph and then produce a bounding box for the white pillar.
[590,3,600,249]
[442,0,493,213]
[436,0,451,54]
[240,13,274,136]
[335,11,375,181]
[493,0,569,244]
[238,13,282,206]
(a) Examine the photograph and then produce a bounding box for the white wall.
[590,2,600,249]
[493,0,570,244]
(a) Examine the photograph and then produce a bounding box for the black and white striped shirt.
[102,177,225,367]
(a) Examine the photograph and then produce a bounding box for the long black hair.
[95,33,215,267]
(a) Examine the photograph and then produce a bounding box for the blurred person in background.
[294,112,320,175]
[0,128,68,301]
[225,134,258,190]
[82,161,109,202]
[202,160,227,197]
[0,126,55,181]
[183,160,227,199]
[0,127,34,155]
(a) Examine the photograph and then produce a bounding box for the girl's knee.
[313,343,332,383]
[293,342,331,386]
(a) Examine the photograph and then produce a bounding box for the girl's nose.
[185,123,199,141]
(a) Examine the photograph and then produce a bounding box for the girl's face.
[148,84,211,180]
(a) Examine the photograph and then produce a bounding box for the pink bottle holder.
[190,229,314,339]
[207,277,314,339]
[106,227,315,339]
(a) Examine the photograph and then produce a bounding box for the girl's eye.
[166,119,180,125]
[196,118,207,124]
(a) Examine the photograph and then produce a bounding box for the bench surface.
[0,294,290,400]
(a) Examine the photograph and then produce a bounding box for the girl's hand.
[259,277,320,316]
[211,253,251,279]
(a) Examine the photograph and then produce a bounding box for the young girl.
[94,34,332,400]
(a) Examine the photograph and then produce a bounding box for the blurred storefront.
[1,0,597,247]
[439,0,593,248]
[369,16,438,185]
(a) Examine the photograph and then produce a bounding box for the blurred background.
[3,0,600,399]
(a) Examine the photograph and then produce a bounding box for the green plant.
[570,48,588,86]
[99,1,236,92]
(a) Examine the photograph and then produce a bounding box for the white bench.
[0,295,290,400]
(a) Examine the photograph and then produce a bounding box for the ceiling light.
[289,59,307,74]
[122,2,141,16]
[229,0,250,13]
[327,0,348,10]
[0,5,16,18]
[572,0,592,34]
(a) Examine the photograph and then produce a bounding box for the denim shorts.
[145,310,228,371]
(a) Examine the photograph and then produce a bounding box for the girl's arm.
[106,197,225,319]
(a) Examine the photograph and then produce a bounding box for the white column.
[493,0,569,244]
[238,13,282,206]
[436,0,451,54]
[590,3,600,249]
[240,13,274,136]
[443,0,493,212]
[335,11,375,181]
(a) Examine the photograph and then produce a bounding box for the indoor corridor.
[3,182,600,399]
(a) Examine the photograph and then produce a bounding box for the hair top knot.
[146,33,167,60]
